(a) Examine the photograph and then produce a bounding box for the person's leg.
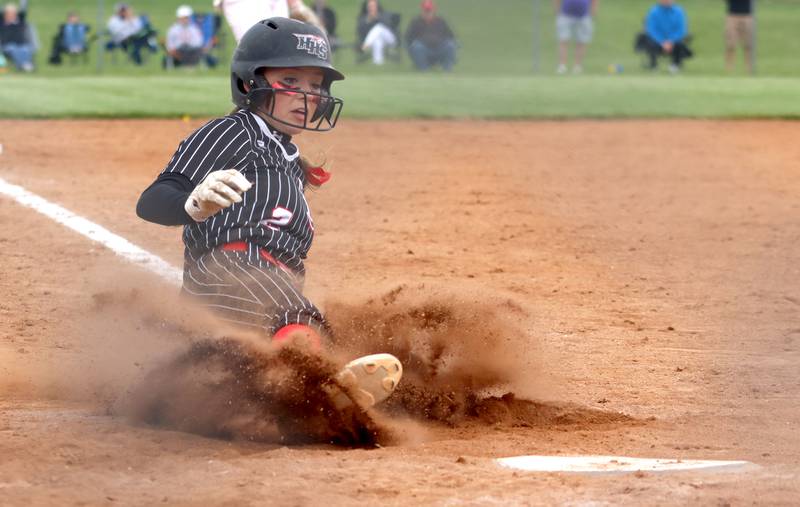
[555,15,571,73]
[362,25,383,64]
[573,43,586,72]
[741,15,755,74]
[3,43,34,71]
[573,16,593,72]
[48,37,64,65]
[672,40,691,68]
[362,23,396,65]
[643,36,661,69]
[724,15,737,72]
[438,39,458,71]
[408,39,430,70]
[130,34,153,65]
[120,37,142,65]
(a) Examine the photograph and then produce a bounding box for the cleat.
[330,353,403,410]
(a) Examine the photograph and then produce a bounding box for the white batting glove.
[184,169,252,222]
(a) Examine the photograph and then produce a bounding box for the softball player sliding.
[136,18,401,410]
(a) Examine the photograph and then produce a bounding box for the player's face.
[263,67,325,136]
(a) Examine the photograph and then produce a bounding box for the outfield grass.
[2,0,799,119]
[3,74,800,119]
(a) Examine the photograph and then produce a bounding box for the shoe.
[330,353,403,409]
[572,64,583,75]
[668,64,680,74]
[556,63,568,75]
[21,62,34,72]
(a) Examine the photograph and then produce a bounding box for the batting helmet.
[230,17,344,131]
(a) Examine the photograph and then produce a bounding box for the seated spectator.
[314,0,339,50]
[405,0,456,72]
[164,5,204,68]
[106,3,157,65]
[0,1,35,72]
[357,0,400,65]
[637,0,693,73]
[725,0,754,74]
[48,12,90,65]
[189,10,221,67]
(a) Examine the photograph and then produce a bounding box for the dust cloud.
[6,264,623,447]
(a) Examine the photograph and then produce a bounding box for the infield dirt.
[1,119,799,505]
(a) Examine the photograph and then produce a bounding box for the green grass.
[4,74,800,119]
[2,0,800,118]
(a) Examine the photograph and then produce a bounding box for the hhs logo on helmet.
[294,34,328,60]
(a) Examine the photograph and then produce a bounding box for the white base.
[496,455,753,475]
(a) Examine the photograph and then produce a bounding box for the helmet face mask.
[249,86,344,132]
[230,17,344,132]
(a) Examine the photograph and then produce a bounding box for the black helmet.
[230,18,344,131]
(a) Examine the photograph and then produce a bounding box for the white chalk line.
[0,176,182,287]
[496,455,755,475]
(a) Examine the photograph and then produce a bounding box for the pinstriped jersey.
[163,109,314,275]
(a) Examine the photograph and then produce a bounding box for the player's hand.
[184,169,252,222]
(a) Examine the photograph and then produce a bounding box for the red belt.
[221,241,294,275]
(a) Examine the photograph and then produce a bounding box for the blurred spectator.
[0,1,35,72]
[164,5,204,68]
[638,0,692,73]
[405,0,457,72]
[106,3,157,65]
[314,0,338,50]
[48,12,90,65]
[357,0,400,65]
[214,0,324,44]
[725,0,754,74]
[555,0,597,74]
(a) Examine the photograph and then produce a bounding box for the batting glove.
[184,169,252,222]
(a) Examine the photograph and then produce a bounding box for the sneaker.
[572,64,583,75]
[21,62,34,72]
[330,353,403,409]
[556,63,568,75]
[668,64,680,74]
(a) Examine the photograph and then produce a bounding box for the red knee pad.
[272,324,322,351]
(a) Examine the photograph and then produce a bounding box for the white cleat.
[331,353,403,410]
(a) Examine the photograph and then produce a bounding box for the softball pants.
[181,244,329,337]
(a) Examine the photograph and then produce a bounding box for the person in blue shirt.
[48,12,90,65]
[640,0,693,72]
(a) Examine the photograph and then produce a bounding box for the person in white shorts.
[358,0,397,65]
[213,0,324,43]
[555,0,597,74]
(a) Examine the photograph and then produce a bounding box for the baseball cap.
[176,5,193,18]
[421,0,435,11]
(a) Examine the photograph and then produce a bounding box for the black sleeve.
[136,172,195,226]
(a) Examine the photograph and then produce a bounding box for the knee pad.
[272,324,322,351]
